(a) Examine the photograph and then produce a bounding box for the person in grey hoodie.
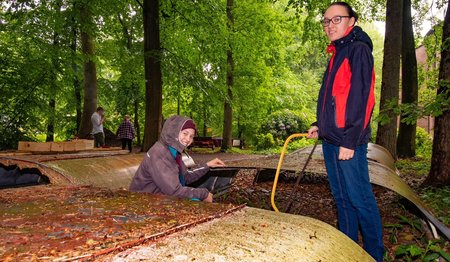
[129,115,225,202]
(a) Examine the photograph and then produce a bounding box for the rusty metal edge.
[64,204,248,262]
[0,157,74,185]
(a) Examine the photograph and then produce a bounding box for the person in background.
[116,115,135,153]
[129,115,225,202]
[91,107,105,148]
[307,2,384,261]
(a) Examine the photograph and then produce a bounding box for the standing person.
[307,2,384,261]
[91,107,105,148]
[116,115,135,152]
[130,115,225,202]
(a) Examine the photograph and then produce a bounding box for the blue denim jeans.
[322,141,384,262]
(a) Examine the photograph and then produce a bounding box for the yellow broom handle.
[271,133,308,212]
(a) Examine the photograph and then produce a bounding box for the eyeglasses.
[322,16,351,27]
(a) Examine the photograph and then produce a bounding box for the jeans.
[322,141,384,262]
[93,132,105,148]
[121,138,132,152]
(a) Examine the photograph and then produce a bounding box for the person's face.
[179,128,195,147]
[323,5,355,42]
[99,109,104,116]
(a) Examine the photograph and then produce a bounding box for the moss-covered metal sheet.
[0,185,240,261]
[108,207,374,262]
[45,154,142,189]
[225,143,450,240]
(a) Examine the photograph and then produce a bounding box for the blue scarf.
[168,146,186,186]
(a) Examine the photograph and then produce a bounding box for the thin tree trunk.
[142,0,163,151]
[203,98,207,137]
[376,0,403,158]
[118,14,141,146]
[77,2,98,138]
[397,0,418,158]
[134,99,141,146]
[46,99,56,142]
[425,0,450,186]
[221,0,234,151]
[46,0,62,142]
[71,18,82,131]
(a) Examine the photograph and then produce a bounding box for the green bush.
[255,133,276,150]
[416,127,433,158]
[286,137,316,152]
[261,109,309,142]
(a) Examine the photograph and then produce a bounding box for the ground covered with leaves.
[216,158,450,261]
[0,185,238,261]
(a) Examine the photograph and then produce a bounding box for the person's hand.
[307,126,319,139]
[203,192,213,203]
[339,146,354,160]
[207,158,226,168]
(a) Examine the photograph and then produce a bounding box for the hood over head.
[160,115,194,153]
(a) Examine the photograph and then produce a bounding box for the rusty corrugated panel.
[0,185,242,260]
[107,207,374,262]
[226,144,450,239]
[45,154,143,189]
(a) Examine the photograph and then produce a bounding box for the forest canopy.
[0,0,442,151]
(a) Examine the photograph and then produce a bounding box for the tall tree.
[221,0,234,151]
[376,0,403,158]
[46,0,63,142]
[397,0,418,158]
[71,25,82,132]
[142,0,163,151]
[77,1,98,138]
[118,13,142,146]
[426,0,450,186]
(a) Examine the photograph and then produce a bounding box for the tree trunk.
[77,2,98,138]
[142,0,163,151]
[397,0,418,158]
[46,1,62,142]
[71,20,82,132]
[203,97,207,137]
[134,99,141,146]
[376,0,403,158]
[118,14,141,146]
[46,99,56,142]
[221,0,234,152]
[425,0,450,186]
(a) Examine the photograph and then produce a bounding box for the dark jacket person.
[307,2,384,262]
[129,115,225,202]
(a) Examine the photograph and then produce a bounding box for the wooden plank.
[24,142,52,152]
[63,141,76,152]
[18,141,30,151]
[17,140,94,153]
[75,139,94,151]
[50,142,64,152]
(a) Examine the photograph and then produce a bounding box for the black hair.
[97,106,104,111]
[328,2,359,23]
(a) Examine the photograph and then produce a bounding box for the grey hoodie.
[129,116,210,200]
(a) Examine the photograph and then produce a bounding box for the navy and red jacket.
[316,26,376,150]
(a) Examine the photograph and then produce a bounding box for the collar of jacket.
[327,26,362,53]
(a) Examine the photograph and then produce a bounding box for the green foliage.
[0,0,391,151]
[286,137,316,151]
[415,127,433,158]
[384,208,450,262]
[261,109,309,141]
[420,186,450,225]
[393,241,450,262]
[396,158,431,177]
[255,133,276,151]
